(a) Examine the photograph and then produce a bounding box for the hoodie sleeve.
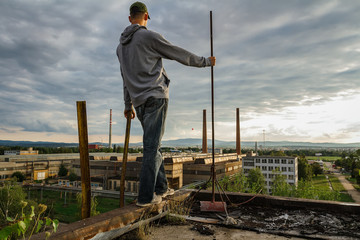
[151,32,211,67]
[121,69,133,111]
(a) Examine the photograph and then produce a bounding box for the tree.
[311,162,323,177]
[271,170,292,197]
[11,172,26,182]
[58,164,68,177]
[247,168,266,194]
[298,156,312,181]
[0,182,26,225]
[218,172,248,193]
[68,172,78,182]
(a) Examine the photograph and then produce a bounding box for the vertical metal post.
[202,109,207,153]
[120,111,132,208]
[109,109,112,149]
[236,108,241,155]
[210,11,216,203]
[76,101,91,219]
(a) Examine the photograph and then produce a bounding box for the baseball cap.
[130,2,150,19]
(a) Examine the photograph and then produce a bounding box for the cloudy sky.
[1,0,360,145]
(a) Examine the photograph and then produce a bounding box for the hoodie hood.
[120,24,147,45]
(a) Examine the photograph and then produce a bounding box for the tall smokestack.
[236,108,241,155]
[109,109,112,149]
[202,109,207,153]
[255,141,258,156]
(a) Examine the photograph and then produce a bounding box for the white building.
[242,155,298,193]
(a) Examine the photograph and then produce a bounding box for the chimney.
[236,108,241,155]
[255,141,258,156]
[202,109,207,153]
[109,109,112,149]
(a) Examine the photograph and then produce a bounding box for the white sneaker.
[159,188,175,198]
[136,194,162,207]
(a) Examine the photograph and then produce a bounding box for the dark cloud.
[0,0,360,142]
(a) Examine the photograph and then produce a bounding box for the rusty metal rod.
[236,108,241,155]
[210,10,216,203]
[76,101,91,219]
[120,111,132,208]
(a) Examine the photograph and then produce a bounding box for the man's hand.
[209,56,216,66]
[124,108,135,119]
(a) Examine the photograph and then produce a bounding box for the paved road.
[334,172,360,204]
[324,162,360,204]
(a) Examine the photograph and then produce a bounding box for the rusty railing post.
[236,108,241,156]
[202,109,208,153]
[76,101,91,219]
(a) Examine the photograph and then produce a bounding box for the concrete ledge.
[192,190,360,214]
[33,189,191,240]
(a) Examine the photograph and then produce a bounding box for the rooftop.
[33,190,360,240]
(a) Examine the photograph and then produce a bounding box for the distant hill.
[159,139,359,148]
[0,140,78,148]
[0,139,358,149]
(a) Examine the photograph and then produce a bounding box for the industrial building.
[4,147,39,155]
[242,152,298,192]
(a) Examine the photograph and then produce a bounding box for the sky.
[0,0,360,145]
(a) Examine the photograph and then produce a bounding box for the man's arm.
[122,70,136,119]
[151,32,215,67]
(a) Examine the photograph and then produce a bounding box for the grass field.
[306,156,340,161]
[327,175,346,191]
[338,193,355,202]
[311,174,354,202]
[27,189,133,223]
[312,175,331,190]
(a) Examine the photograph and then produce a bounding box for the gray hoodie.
[116,24,212,110]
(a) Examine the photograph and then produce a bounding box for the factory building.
[242,153,298,193]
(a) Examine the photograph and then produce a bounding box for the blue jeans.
[135,97,169,204]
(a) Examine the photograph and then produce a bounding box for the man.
[116,2,216,207]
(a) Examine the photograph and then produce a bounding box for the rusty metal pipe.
[120,111,132,208]
[210,10,216,204]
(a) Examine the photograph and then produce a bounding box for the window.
[281,159,287,164]
[288,175,294,180]
[262,159,267,163]
[269,166,274,171]
[256,159,260,163]
[268,159,274,164]
[275,159,280,164]
[269,174,274,179]
[288,167,294,172]
[244,162,254,166]
[263,173,267,178]
[289,159,294,164]
[281,167,287,172]
[262,166,267,171]
[256,166,260,170]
